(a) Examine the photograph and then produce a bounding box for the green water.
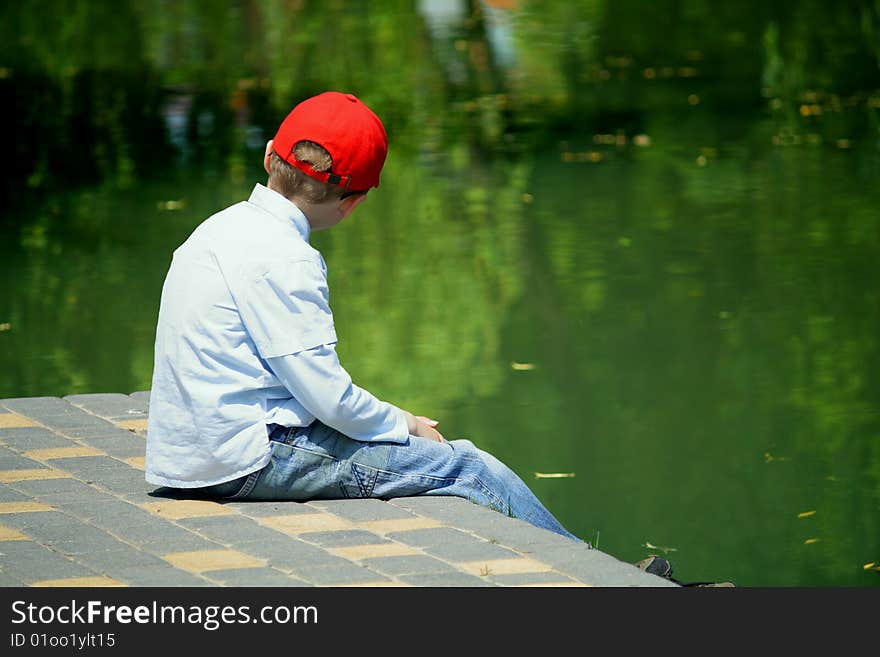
[1,0,878,586]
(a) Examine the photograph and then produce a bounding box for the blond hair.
[268,141,355,204]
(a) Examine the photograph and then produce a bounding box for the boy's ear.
[339,192,367,218]
[263,140,274,174]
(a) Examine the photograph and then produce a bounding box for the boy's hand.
[405,412,445,443]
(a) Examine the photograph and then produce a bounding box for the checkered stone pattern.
[0,394,677,587]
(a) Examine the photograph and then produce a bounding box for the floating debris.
[804,538,820,545]
[863,562,877,570]
[534,472,575,479]
[764,452,790,463]
[511,362,536,371]
[633,134,651,147]
[0,323,11,332]
[688,94,700,105]
[521,193,534,204]
[797,510,817,518]
[643,541,678,554]
[157,199,187,211]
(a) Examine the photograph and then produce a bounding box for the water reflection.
[1,0,878,587]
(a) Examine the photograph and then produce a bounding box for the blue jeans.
[200,422,581,542]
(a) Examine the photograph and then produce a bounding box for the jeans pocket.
[345,463,380,498]
[257,441,344,500]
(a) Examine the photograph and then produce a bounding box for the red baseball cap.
[272,91,388,190]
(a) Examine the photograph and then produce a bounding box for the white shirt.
[145,183,408,488]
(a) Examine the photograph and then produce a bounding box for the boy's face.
[309,192,367,232]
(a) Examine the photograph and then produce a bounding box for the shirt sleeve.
[236,259,338,358]
[266,344,410,443]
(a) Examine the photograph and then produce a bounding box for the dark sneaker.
[635,555,674,579]
[635,555,736,587]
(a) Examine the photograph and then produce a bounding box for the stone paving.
[0,393,675,587]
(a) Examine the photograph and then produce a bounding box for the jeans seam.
[351,463,377,497]
[227,469,260,500]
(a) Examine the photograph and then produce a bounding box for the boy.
[145,91,580,541]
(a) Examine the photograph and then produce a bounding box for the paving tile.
[386,526,483,548]
[163,549,266,573]
[32,575,127,587]
[386,526,524,562]
[64,393,148,419]
[204,567,309,587]
[0,485,34,503]
[359,517,444,535]
[469,518,586,553]
[225,501,321,517]
[25,446,106,460]
[115,526,223,552]
[296,562,391,586]
[91,469,153,495]
[86,503,222,550]
[423,540,520,562]
[239,537,346,571]
[44,491,122,514]
[11,477,112,498]
[36,415,121,437]
[2,511,96,544]
[489,571,582,586]
[298,529,389,548]
[113,565,212,587]
[128,391,151,405]
[0,468,70,483]
[77,433,146,458]
[387,495,475,516]
[0,451,47,470]
[142,499,236,520]
[44,455,131,475]
[0,502,55,514]
[52,530,140,556]
[0,427,74,450]
[360,554,454,576]
[258,512,353,535]
[307,498,417,522]
[0,524,28,541]
[398,572,495,587]
[1,397,72,416]
[0,541,100,583]
[72,547,170,573]
[457,558,554,577]
[177,515,292,546]
[0,569,25,586]
[0,413,40,428]
[329,543,422,561]
[115,418,148,433]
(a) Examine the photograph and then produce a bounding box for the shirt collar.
[247,183,311,242]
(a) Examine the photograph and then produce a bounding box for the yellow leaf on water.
[534,472,575,479]
[863,562,876,570]
[804,538,820,545]
[511,362,536,371]
[797,510,816,518]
